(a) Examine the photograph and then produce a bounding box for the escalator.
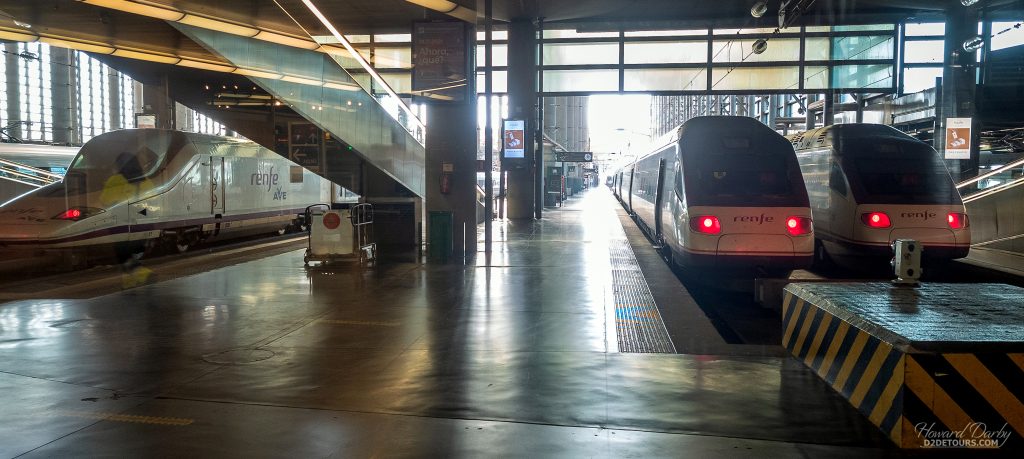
[957,155,1024,275]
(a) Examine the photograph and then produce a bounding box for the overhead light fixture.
[752,38,768,54]
[750,1,768,18]
[112,48,180,64]
[79,0,185,21]
[180,14,258,37]
[178,59,236,72]
[404,0,476,23]
[253,31,320,50]
[963,36,985,52]
[961,0,980,6]
[39,37,115,54]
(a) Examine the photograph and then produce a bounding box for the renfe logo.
[734,214,775,224]
[901,211,937,220]
[251,166,279,191]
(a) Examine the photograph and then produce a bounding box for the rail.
[0,158,64,188]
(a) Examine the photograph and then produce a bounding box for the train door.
[210,156,225,216]
[653,158,666,244]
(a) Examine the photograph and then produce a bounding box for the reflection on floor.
[0,189,894,457]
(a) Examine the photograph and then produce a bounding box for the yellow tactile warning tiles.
[61,411,194,426]
[782,290,1023,449]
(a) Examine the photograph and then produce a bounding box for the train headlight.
[947,212,969,229]
[785,216,813,236]
[53,207,105,221]
[689,215,721,235]
[860,212,891,229]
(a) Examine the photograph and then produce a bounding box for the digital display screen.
[503,120,525,159]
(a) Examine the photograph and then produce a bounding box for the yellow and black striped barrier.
[783,283,1024,449]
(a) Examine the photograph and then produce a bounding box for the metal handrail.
[956,156,1024,190]
[0,158,64,188]
[349,203,376,262]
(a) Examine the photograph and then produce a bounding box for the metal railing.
[350,203,376,263]
[957,156,1024,203]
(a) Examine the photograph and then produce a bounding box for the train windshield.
[64,131,192,196]
[843,141,961,204]
[687,150,802,206]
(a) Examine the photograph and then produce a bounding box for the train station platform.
[2,189,901,457]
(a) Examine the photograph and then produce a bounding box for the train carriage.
[789,124,970,265]
[615,116,814,277]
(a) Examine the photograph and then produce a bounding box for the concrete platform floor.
[0,190,900,458]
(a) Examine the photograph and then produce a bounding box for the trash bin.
[428,211,453,262]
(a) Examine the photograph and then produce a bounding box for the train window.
[290,166,304,183]
[849,157,958,204]
[688,153,797,205]
[829,162,848,196]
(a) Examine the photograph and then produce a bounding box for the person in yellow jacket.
[102,151,156,288]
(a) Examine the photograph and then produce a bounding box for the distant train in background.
[0,143,80,204]
[789,124,970,266]
[0,129,348,263]
[612,116,814,278]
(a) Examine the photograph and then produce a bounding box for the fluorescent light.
[177,59,236,72]
[0,29,39,42]
[180,14,258,37]
[81,0,185,21]
[112,49,180,64]
[323,81,361,91]
[281,75,323,86]
[253,30,320,50]
[233,67,283,79]
[39,37,115,54]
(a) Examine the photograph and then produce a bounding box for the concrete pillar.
[142,76,175,129]
[425,24,478,261]
[506,18,537,219]
[4,43,21,140]
[49,47,77,144]
[107,68,121,130]
[938,3,981,180]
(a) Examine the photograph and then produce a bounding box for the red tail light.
[947,212,969,229]
[689,215,721,235]
[785,216,813,236]
[860,212,891,228]
[53,207,103,221]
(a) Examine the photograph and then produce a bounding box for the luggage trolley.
[303,203,376,266]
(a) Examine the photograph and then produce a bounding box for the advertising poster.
[944,118,972,160]
[502,120,526,159]
[412,21,467,102]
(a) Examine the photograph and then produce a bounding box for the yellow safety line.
[905,357,990,441]
[869,355,905,426]
[833,331,870,391]
[782,299,806,346]
[61,411,194,426]
[818,321,851,378]
[318,319,400,327]
[791,307,818,356]
[1009,354,1024,373]
[944,354,1024,435]
[802,314,833,367]
[849,343,893,407]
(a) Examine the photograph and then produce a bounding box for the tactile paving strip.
[609,238,676,353]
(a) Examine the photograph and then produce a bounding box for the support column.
[107,68,121,131]
[4,43,22,140]
[142,75,175,129]
[823,91,835,126]
[49,47,77,144]
[938,3,981,180]
[425,24,478,261]
[506,18,537,219]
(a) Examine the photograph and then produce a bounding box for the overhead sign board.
[412,21,468,102]
[555,152,594,162]
[944,118,972,160]
[502,120,526,159]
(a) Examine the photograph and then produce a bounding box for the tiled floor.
[0,190,894,458]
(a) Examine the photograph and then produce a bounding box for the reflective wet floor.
[0,190,899,457]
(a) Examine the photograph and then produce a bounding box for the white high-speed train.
[789,124,970,265]
[0,129,340,259]
[613,116,814,276]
